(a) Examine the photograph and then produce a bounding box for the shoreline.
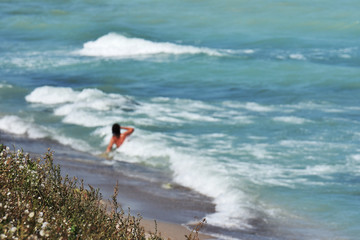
[0,131,215,240]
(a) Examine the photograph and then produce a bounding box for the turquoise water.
[1,1,360,239]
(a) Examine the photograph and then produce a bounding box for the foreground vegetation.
[0,144,163,239]
[0,144,205,240]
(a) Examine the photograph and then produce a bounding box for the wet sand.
[1,131,215,239]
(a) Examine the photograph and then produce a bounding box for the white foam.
[26,86,78,104]
[26,86,132,127]
[61,110,116,127]
[0,82,13,88]
[240,144,274,159]
[167,151,255,229]
[1,51,85,71]
[0,115,48,139]
[346,154,360,174]
[227,160,345,189]
[26,86,127,108]
[135,97,223,126]
[0,114,93,153]
[304,165,340,176]
[227,49,256,55]
[26,86,227,129]
[243,49,255,54]
[339,54,351,59]
[222,101,274,112]
[92,127,257,230]
[244,102,274,112]
[349,154,360,162]
[25,85,345,231]
[76,33,223,58]
[273,116,310,124]
[289,53,306,60]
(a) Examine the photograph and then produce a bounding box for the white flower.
[40,230,45,237]
[10,227,16,233]
[0,234,6,239]
[37,218,43,224]
[29,212,34,218]
[24,210,29,214]
[42,222,48,229]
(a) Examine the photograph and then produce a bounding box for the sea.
[1,0,360,239]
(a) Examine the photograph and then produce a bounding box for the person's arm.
[121,127,134,137]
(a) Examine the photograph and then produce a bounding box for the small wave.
[0,51,85,71]
[223,101,274,113]
[0,115,48,139]
[26,86,78,104]
[76,33,223,58]
[267,46,359,67]
[25,86,228,129]
[273,116,311,124]
[0,115,92,152]
[0,82,13,88]
[240,143,274,159]
[349,154,360,162]
[289,53,306,60]
[26,86,134,127]
[26,86,132,108]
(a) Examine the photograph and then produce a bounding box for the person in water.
[106,123,134,153]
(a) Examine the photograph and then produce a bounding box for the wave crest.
[76,33,222,58]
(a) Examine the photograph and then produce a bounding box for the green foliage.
[0,146,161,240]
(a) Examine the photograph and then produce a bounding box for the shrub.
[0,145,161,240]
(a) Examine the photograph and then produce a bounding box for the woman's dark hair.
[112,123,121,137]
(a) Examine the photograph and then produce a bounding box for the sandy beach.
[1,130,215,240]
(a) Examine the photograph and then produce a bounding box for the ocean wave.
[25,86,227,128]
[26,86,135,127]
[0,115,48,139]
[22,85,359,233]
[75,33,360,66]
[118,135,257,230]
[0,115,92,152]
[25,86,261,230]
[25,86,131,108]
[76,33,224,58]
